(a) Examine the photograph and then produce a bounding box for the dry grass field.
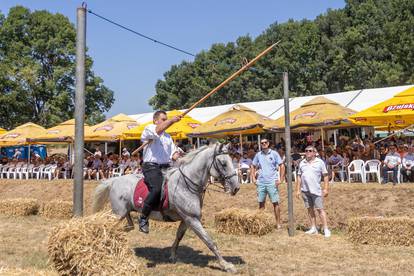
[1,179,414,275]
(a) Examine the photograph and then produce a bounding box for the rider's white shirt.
[141,124,178,164]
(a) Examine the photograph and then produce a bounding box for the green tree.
[150,0,414,110]
[0,6,114,129]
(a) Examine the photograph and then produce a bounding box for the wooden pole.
[74,4,86,217]
[131,41,281,156]
[374,123,414,145]
[321,127,325,150]
[283,72,294,237]
[239,133,243,155]
[182,41,280,117]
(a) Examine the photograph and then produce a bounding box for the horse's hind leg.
[110,194,134,231]
[125,212,135,231]
[169,221,187,263]
[183,216,236,273]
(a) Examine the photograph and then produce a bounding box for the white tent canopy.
[129,84,414,124]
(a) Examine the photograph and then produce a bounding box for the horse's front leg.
[183,216,236,273]
[169,221,187,263]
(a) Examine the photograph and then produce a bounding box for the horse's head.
[209,143,240,196]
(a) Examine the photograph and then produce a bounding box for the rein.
[178,144,235,196]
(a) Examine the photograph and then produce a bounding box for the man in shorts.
[296,145,331,238]
[251,139,283,229]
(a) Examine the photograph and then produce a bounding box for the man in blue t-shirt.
[251,139,283,229]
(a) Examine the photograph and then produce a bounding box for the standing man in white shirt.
[296,146,331,238]
[139,110,181,233]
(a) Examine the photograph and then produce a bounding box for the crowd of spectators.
[1,132,414,184]
[228,133,414,185]
[0,147,143,181]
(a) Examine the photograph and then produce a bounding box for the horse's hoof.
[169,256,177,264]
[224,263,237,274]
[124,225,134,232]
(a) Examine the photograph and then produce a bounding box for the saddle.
[133,178,169,211]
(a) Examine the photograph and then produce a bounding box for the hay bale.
[39,200,72,219]
[48,212,141,275]
[348,217,414,246]
[0,267,57,276]
[215,208,274,236]
[0,198,39,216]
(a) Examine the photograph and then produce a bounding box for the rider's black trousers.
[141,162,167,217]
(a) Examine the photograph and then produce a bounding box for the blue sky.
[1,0,345,118]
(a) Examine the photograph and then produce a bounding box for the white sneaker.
[305,227,318,235]
[324,228,331,238]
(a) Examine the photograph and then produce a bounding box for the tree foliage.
[0,6,114,129]
[150,0,414,111]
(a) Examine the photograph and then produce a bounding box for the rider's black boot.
[138,215,149,234]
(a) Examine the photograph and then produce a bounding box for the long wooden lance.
[131,40,281,156]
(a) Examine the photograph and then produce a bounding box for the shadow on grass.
[134,245,245,269]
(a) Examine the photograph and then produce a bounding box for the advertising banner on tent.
[0,145,47,160]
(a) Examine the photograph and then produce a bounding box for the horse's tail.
[92,178,114,213]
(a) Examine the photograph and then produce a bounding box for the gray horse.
[92,143,240,273]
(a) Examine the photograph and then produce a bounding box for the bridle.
[178,144,237,195]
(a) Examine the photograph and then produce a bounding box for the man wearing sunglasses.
[251,139,283,229]
[296,146,331,238]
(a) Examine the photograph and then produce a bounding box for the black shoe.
[138,215,149,234]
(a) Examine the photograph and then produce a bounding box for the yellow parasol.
[28,119,89,143]
[123,110,201,140]
[0,128,6,135]
[85,113,139,141]
[189,104,276,137]
[0,122,47,146]
[349,86,414,127]
[269,96,357,131]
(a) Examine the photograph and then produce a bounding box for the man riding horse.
[139,110,181,233]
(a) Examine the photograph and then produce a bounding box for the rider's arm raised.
[155,116,182,135]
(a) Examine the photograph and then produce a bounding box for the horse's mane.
[179,145,211,165]
[166,145,212,178]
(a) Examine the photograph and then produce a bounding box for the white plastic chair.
[384,164,401,184]
[0,165,10,179]
[347,160,366,183]
[111,165,125,178]
[18,164,28,179]
[364,160,381,184]
[15,163,26,179]
[7,164,20,179]
[331,163,347,182]
[23,164,35,179]
[58,168,71,179]
[32,165,45,179]
[240,168,251,184]
[43,165,57,181]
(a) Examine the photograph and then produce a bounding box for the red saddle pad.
[133,178,169,211]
